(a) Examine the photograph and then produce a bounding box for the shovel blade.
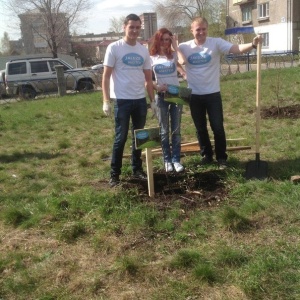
[245,160,268,180]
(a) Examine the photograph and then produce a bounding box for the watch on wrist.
[252,43,257,49]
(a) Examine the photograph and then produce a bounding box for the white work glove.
[103,101,111,117]
[150,101,159,120]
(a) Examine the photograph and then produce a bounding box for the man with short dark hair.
[102,14,155,187]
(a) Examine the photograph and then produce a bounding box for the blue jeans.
[156,93,182,163]
[189,92,227,161]
[111,98,147,176]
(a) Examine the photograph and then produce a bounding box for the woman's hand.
[171,34,178,50]
[157,84,167,92]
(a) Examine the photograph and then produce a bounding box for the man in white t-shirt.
[102,14,155,187]
[179,17,262,169]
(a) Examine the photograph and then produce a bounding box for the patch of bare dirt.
[261,104,300,119]
[95,169,227,210]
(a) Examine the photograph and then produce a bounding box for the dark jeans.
[156,93,182,163]
[189,92,227,161]
[111,98,147,176]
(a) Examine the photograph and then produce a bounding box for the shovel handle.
[255,41,262,154]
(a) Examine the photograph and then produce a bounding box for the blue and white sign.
[167,85,179,95]
[136,130,149,140]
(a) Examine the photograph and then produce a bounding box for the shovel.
[245,41,268,180]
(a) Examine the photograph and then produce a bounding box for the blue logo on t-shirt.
[122,53,144,66]
[154,62,176,75]
[188,52,211,65]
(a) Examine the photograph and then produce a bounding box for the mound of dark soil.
[120,169,227,209]
[261,104,300,119]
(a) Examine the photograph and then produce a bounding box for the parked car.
[5,57,99,99]
[91,63,104,73]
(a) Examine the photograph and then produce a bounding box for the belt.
[157,92,165,97]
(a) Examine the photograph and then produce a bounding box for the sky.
[0,0,155,41]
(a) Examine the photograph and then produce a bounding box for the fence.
[220,51,299,76]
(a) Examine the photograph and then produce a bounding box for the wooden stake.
[145,148,155,197]
[180,138,246,147]
[144,145,251,156]
[148,138,247,154]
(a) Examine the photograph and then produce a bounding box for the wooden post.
[55,65,66,96]
[145,148,155,197]
[134,127,160,198]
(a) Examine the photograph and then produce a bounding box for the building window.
[258,2,269,18]
[261,32,269,47]
[242,6,252,22]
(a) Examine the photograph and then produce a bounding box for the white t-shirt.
[150,53,179,87]
[103,39,152,99]
[179,37,232,95]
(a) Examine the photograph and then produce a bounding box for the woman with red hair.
[149,28,187,173]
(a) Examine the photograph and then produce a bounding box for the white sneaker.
[173,162,184,173]
[165,162,173,172]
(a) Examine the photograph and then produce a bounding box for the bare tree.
[109,16,125,34]
[0,32,11,55]
[5,0,91,58]
[153,0,226,40]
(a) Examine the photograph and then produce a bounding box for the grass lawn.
[0,67,300,300]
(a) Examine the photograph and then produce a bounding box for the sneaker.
[218,159,227,170]
[133,169,147,180]
[199,155,213,166]
[109,174,120,187]
[173,162,184,173]
[165,162,174,172]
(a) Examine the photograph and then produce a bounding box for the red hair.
[149,28,173,59]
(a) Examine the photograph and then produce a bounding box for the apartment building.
[140,13,158,40]
[226,0,300,53]
[19,9,70,55]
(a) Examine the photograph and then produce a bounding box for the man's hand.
[103,101,111,117]
[150,101,159,120]
[252,35,263,48]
